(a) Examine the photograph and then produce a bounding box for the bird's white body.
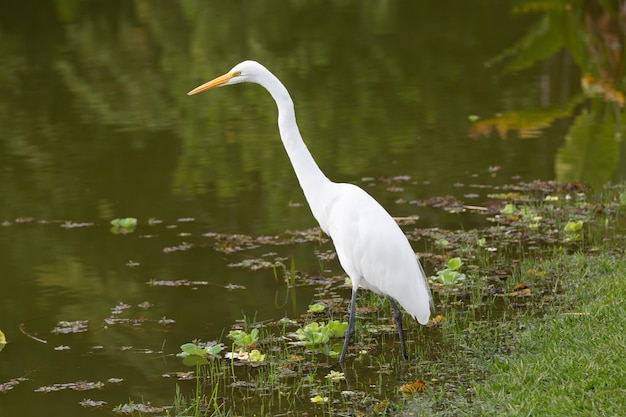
[188,60,432,362]
[323,183,431,325]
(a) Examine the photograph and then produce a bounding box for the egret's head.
[187,60,265,96]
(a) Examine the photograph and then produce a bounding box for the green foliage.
[476,251,626,416]
[435,238,450,248]
[293,320,348,346]
[500,203,517,214]
[307,303,326,313]
[228,328,259,351]
[110,217,137,234]
[564,220,583,233]
[433,257,467,286]
[177,342,224,366]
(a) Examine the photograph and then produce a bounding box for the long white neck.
[255,69,333,219]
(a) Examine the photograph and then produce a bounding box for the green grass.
[474,250,626,416]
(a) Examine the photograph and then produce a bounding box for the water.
[1,0,624,415]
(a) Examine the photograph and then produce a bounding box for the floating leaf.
[501,203,517,214]
[225,348,265,362]
[224,283,246,290]
[0,330,6,352]
[147,279,208,287]
[111,302,132,314]
[110,218,137,234]
[435,238,450,248]
[307,303,326,313]
[35,380,105,393]
[506,283,533,297]
[564,220,583,233]
[292,320,347,346]
[325,370,345,381]
[79,399,107,408]
[247,349,266,362]
[178,343,208,357]
[326,320,348,338]
[54,345,71,351]
[51,320,89,334]
[229,329,259,350]
[310,395,329,404]
[431,315,446,324]
[0,377,27,392]
[294,322,330,345]
[162,242,195,253]
[446,257,463,271]
[400,380,427,393]
[181,355,209,366]
[433,265,467,286]
[61,221,95,229]
[113,402,168,414]
[206,344,224,356]
[161,371,194,381]
[177,342,224,359]
[227,258,275,270]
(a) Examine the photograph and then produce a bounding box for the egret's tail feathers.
[395,259,432,325]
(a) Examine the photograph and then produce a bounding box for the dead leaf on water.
[162,371,195,380]
[54,345,71,351]
[51,320,88,334]
[431,315,446,324]
[400,380,427,393]
[227,258,276,270]
[147,279,209,287]
[224,283,246,290]
[35,380,105,393]
[113,402,169,415]
[0,377,28,392]
[104,317,147,326]
[80,399,107,408]
[409,195,466,213]
[61,221,94,229]
[504,282,532,297]
[162,242,194,253]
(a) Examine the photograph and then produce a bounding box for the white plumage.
[188,60,432,363]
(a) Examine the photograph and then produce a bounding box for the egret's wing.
[325,184,431,324]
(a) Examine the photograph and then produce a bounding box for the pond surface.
[0,0,624,415]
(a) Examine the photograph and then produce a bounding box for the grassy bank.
[473,249,626,416]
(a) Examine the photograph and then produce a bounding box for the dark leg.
[339,288,358,365]
[389,297,408,359]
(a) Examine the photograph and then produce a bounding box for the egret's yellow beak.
[187,71,239,95]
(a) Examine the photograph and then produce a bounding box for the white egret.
[188,61,432,363]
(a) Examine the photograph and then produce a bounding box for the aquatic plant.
[432,257,467,286]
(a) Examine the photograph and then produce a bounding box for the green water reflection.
[0,0,623,415]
